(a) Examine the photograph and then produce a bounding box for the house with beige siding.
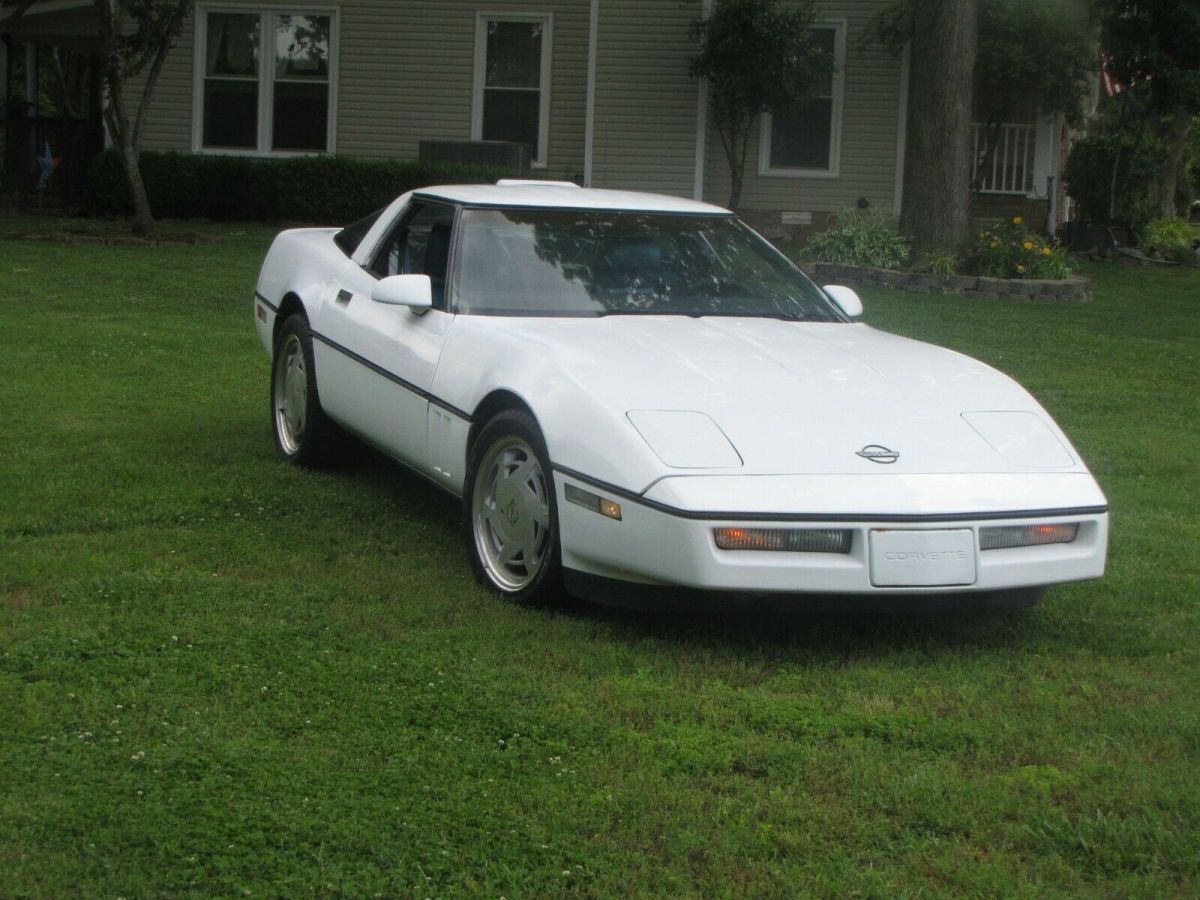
[2,0,1074,232]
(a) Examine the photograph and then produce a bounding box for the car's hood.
[465,315,1087,478]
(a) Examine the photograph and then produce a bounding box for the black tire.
[463,409,563,604]
[271,313,337,467]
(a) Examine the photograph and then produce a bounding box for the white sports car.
[254,181,1108,610]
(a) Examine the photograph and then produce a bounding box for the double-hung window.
[471,13,553,168]
[195,7,337,154]
[758,22,845,177]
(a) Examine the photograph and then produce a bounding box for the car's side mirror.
[371,274,433,311]
[823,284,863,318]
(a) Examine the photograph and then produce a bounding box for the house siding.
[704,0,904,215]
[589,0,702,198]
[135,0,590,180]
[136,13,193,151]
[129,0,905,216]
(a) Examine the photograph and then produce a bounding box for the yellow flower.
[1016,263,1026,273]
[1023,240,1034,250]
[1013,216,1023,225]
[990,239,1000,248]
[1042,246,1052,256]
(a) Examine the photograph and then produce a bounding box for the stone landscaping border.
[799,261,1092,302]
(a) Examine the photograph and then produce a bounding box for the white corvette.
[254,181,1107,610]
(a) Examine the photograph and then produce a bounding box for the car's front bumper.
[554,470,1108,600]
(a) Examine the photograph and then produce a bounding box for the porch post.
[1030,113,1056,200]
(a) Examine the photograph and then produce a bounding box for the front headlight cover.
[962,411,1074,468]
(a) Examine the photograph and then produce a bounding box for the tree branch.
[134,1,190,148]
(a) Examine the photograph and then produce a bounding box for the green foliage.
[689,0,829,206]
[1098,0,1200,119]
[926,249,958,276]
[864,0,1092,127]
[688,0,827,118]
[1064,134,1164,230]
[1095,1,1200,218]
[1139,216,1196,261]
[969,216,1072,279]
[801,207,909,269]
[976,0,1093,127]
[103,0,193,82]
[86,150,524,222]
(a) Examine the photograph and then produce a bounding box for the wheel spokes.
[274,336,310,455]
[471,436,553,592]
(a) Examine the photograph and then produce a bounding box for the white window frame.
[191,4,339,156]
[757,20,845,179]
[471,11,553,169]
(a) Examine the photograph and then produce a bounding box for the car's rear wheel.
[464,410,562,603]
[272,313,336,466]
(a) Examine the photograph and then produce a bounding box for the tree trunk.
[1155,112,1192,219]
[728,148,745,210]
[714,109,749,210]
[899,0,978,256]
[93,0,192,236]
[120,137,154,236]
[102,72,155,236]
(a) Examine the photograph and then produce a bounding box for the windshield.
[452,208,844,321]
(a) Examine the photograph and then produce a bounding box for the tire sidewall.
[271,314,324,465]
[463,410,563,604]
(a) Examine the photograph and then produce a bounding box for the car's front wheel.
[271,313,336,466]
[464,410,562,604]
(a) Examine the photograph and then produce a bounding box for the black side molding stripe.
[552,464,1109,524]
[310,331,473,422]
[255,292,279,313]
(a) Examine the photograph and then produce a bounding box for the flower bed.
[800,261,1092,302]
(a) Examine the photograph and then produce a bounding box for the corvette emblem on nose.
[856,444,899,464]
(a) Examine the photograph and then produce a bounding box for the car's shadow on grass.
[564,594,1046,658]
[328,435,1052,659]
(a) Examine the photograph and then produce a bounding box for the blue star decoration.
[37,142,62,191]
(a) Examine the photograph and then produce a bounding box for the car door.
[312,200,457,471]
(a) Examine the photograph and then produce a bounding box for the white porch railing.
[971,122,1037,195]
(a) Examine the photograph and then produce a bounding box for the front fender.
[432,318,669,494]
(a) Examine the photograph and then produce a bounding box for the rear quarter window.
[334,207,385,256]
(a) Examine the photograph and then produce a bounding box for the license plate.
[869,529,977,587]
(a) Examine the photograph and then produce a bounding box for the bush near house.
[800,207,910,270]
[1063,134,1164,233]
[86,151,528,223]
[1139,216,1196,262]
[801,209,1075,281]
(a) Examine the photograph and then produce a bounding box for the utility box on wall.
[418,140,531,171]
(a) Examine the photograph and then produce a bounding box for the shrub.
[969,216,1072,279]
[801,207,909,269]
[1063,134,1163,231]
[926,249,958,276]
[86,151,528,222]
[1139,216,1195,261]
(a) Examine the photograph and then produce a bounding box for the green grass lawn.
[1,224,1197,897]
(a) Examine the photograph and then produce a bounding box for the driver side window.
[369,202,456,307]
